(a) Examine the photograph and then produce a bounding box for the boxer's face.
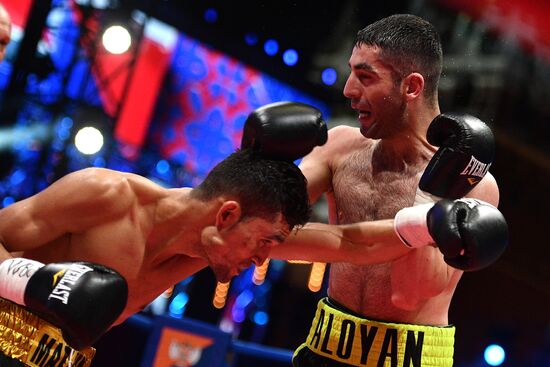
[343,45,407,139]
[206,214,289,283]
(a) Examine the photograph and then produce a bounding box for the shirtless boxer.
[288,14,503,367]
[0,98,506,367]
[0,103,325,366]
[0,150,312,366]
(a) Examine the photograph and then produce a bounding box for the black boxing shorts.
[0,298,95,367]
[293,298,455,366]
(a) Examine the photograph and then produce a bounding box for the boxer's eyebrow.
[266,232,287,244]
[351,62,375,72]
[271,234,286,243]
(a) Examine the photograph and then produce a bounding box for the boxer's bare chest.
[330,147,420,223]
[326,145,426,315]
[23,207,206,323]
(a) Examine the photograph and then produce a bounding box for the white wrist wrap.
[0,258,44,305]
[394,203,435,248]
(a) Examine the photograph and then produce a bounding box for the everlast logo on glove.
[419,113,495,199]
[460,155,491,184]
[48,264,94,304]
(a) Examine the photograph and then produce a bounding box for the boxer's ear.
[403,72,424,101]
[216,201,242,230]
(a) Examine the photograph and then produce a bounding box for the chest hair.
[331,148,424,223]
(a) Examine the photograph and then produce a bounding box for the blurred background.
[0,0,548,366]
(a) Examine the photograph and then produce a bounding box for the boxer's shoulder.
[69,167,168,203]
[309,125,371,165]
[327,124,364,142]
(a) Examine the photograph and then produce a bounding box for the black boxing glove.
[394,198,508,271]
[419,113,495,199]
[0,259,128,350]
[241,101,328,161]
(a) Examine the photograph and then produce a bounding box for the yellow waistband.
[0,298,95,367]
[301,298,455,367]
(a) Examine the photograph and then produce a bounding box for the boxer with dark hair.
[275,14,506,367]
[0,146,316,365]
[0,91,507,367]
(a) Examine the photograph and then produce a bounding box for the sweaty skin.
[0,166,417,326]
[0,168,292,324]
[298,44,499,326]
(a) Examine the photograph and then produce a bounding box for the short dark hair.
[192,149,310,229]
[356,14,442,103]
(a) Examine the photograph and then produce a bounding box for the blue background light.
[155,159,170,175]
[253,311,269,325]
[321,67,337,85]
[244,32,258,46]
[263,39,279,56]
[282,49,299,66]
[484,344,506,366]
[204,8,218,23]
[2,197,14,207]
[169,292,189,317]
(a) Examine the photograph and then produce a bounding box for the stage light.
[253,259,270,285]
[0,125,50,150]
[244,33,258,46]
[235,289,253,308]
[308,262,326,292]
[322,68,338,86]
[75,0,112,9]
[204,8,218,23]
[91,0,110,9]
[2,197,14,207]
[283,49,299,66]
[156,159,170,175]
[264,39,279,56]
[484,344,506,366]
[74,126,104,155]
[169,292,189,318]
[232,307,246,323]
[253,311,269,326]
[9,169,26,186]
[102,25,132,54]
[213,281,230,309]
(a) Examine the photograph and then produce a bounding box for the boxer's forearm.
[271,219,411,264]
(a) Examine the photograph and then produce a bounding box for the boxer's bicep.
[299,151,331,204]
[300,125,359,204]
